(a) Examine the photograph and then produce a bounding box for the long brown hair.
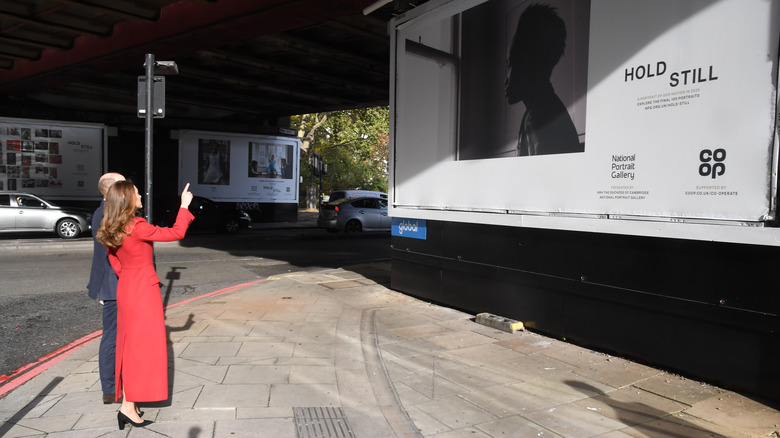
[96,180,139,249]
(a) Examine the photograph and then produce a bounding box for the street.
[0,227,391,377]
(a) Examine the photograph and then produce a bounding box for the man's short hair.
[509,3,567,74]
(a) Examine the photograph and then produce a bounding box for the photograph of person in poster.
[248,160,261,177]
[507,3,582,156]
[458,0,588,160]
[198,139,230,185]
[280,158,292,179]
[267,154,278,177]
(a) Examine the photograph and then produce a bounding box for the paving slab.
[457,384,555,416]
[634,373,727,406]
[684,393,780,437]
[412,396,496,429]
[194,384,270,409]
[476,414,564,438]
[214,418,296,438]
[521,402,629,438]
[573,385,689,426]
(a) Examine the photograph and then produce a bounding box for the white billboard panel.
[0,117,104,199]
[178,130,299,203]
[390,0,780,242]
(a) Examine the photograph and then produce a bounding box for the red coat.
[108,208,194,402]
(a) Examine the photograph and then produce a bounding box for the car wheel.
[224,218,240,234]
[344,219,362,233]
[56,218,81,239]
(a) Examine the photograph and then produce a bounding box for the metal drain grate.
[293,407,355,438]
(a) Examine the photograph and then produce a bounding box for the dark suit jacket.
[86,200,118,300]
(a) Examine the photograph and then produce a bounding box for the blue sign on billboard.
[392,217,427,240]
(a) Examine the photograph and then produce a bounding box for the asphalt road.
[0,227,391,378]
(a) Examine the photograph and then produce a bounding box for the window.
[18,196,45,208]
[351,199,378,209]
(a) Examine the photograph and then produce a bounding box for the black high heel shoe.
[117,411,153,430]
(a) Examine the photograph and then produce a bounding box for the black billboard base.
[390,219,780,402]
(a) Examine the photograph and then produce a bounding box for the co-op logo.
[397,220,419,235]
[699,148,726,179]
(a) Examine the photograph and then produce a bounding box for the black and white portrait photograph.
[458,0,589,160]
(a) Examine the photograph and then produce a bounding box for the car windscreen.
[0,194,9,206]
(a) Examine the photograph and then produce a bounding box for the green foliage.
[292,107,389,198]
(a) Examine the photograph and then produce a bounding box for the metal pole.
[144,53,154,223]
[319,165,323,209]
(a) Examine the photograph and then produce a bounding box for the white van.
[326,190,388,203]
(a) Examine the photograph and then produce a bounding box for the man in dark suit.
[86,172,125,404]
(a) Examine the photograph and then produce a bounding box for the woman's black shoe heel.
[117,411,152,430]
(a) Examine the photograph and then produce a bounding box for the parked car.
[0,192,92,239]
[317,196,390,233]
[154,195,251,234]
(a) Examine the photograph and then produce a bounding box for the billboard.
[178,130,299,203]
[0,117,104,199]
[390,0,780,244]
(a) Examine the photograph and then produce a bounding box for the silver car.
[317,196,391,233]
[0,192,92,239]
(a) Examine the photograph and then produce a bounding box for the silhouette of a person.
[505,3,582,156]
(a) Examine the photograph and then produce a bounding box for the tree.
[292,107,389,205]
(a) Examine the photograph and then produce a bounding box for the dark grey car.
[154,195,252,234]
[317,196,390,233]
[0,192,92,238]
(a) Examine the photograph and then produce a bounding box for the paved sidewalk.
[0,261,778,437]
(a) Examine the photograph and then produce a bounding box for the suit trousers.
[99,299,117,395]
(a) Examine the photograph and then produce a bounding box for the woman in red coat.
[97,181,194,430]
